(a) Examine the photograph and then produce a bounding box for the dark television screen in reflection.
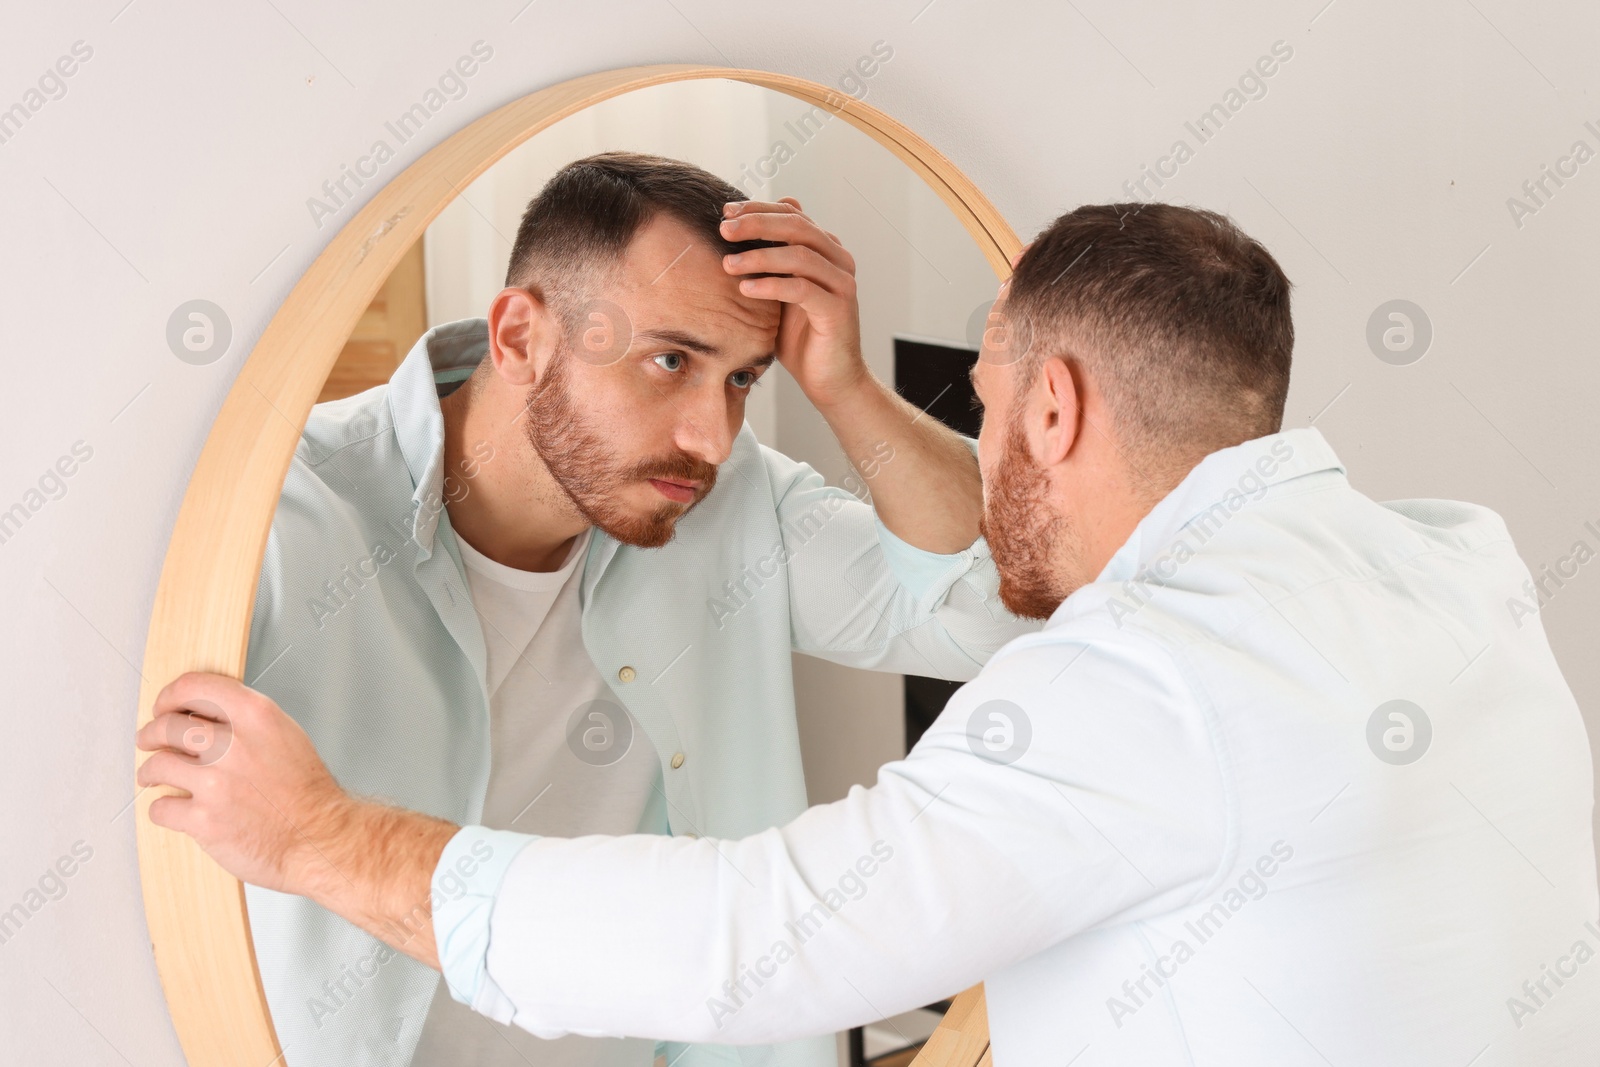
[894,335,981,751]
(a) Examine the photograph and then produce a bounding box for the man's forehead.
[620,219,724,284]
[606,216,782,341]
[620,276,780,335]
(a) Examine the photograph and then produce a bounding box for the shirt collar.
[386,317,491,555]
[1047,426,1347,628]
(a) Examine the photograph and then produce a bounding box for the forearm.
[297,797,458,971]
[815,372,983,554]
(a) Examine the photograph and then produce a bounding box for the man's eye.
[654,352,685,373]
[729,370,760,389]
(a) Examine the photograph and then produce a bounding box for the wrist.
[804,358,876,416]
[283,786,367,904]
[810,364,888,424]
[296,797,458,964]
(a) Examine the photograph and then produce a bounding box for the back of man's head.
[1005,203,1294,492]
[503,151,779,328]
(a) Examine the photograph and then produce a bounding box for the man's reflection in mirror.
[241,152,1035,1067]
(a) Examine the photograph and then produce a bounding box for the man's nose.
[673,385,736,467]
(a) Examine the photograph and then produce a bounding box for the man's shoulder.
[1132,481,1517,613]
[745,427,845,494]
[262,387,415,593]
[276,386,414,511]
[294,384,396,468]
[1050,482,1530,683]
[745,427,803,487]
[1267,484,1522,592]
[1373,494,1513,552]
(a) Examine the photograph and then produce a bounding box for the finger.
[137,749,208,794]
[140,713,233,763]
[720,213,854,273]
[724,245,855,297]
[135,715,171,751]
[153,671,253,723]
[736,274,835,313]
[171,714,230,759]
[724,199,804,219]
[146,794,198,835]
[723,204,815,233]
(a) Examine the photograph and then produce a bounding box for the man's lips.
[647,477,700,504]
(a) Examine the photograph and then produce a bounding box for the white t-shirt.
[411,528,665,1067]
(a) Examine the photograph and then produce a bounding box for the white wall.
[2,3,1596,1064]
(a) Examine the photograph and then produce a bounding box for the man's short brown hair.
[504,151,779,324]
[1004,203,1294,486]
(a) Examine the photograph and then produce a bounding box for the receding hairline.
[502,151,772,303]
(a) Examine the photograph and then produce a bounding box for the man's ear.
[1036,356,1083,467]
[487,286,557,387]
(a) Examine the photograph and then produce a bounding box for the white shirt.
[414,528,662,1067]
[435,425,1600,1065]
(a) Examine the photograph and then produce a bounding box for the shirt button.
[617,665,636,683]
[683,831,699,839]
[670,752,685,769]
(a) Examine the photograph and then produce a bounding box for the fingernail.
[724,202,740,216]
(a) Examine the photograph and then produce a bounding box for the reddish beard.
[979,415,1077,620]
[522,345,718,549]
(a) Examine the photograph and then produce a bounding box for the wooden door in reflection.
[319,238,428,402]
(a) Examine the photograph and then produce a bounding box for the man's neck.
[1059,446,1177,590]
[437,379,589,573]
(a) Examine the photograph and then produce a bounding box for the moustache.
[626,453,719,494]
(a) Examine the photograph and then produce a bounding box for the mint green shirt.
[243,318,1037,1067]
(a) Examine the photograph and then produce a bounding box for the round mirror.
[135,64,1017,1067]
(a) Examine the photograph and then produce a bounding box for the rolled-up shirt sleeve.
[433,826,539,1021]
[867,435,991,610]
[766,437,1039,680]
[870,514,989,612]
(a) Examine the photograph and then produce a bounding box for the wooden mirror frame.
[134,63,1016,1067]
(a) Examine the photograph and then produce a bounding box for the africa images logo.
[1366,700,1431,766]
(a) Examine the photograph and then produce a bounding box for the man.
[205,152,1035,1067]
[141,203,1600,1064]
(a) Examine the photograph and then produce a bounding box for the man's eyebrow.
[635,328,719,355]
[751,353,779,370]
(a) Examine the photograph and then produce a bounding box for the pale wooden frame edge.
[133,63,1018,1067]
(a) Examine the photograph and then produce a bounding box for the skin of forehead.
[605,213,782,357]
